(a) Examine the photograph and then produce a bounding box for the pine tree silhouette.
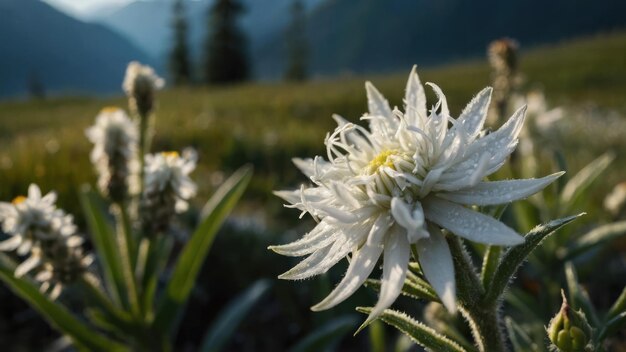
[284,0,309,82]
[169,0,192,85]
[203,0,250,84]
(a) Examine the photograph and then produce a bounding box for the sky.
[43,0,135,19]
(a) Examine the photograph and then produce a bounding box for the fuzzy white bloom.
[141,149,197,235]
[122,61,164,116]
[122,61,165,98]
[86,107,139,200]
[271,67,563,324]
[0,184,89,297]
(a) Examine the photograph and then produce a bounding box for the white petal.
[390,198,428,243]
[366,213,393,246]
[278,236,352,280]
[292,158,316,178]
[423,197,523,245]
[426,83,449,118]
[365,81,392,117]
[0,236,22,251]
[269,223,337,257]
[404,65,427,124]
[458,87,493,139]
[417,226,456,312]
[437,172,564,205]
[28,184,42,200]
[311,242,383,311]
[15,255,41,278]
[363,230,410,324]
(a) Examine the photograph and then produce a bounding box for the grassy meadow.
[1,31,625,229]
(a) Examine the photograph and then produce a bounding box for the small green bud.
[547,290,593,352]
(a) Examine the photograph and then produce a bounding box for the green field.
[1,31,625,225]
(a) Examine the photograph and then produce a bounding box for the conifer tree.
[169,0,192,85]
[284,0,309,82]
[203,0,250,84]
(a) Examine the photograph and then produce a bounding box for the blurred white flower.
[0,184,89,297]
[122,61,164,116]
[141,149,197,235]
[272,66,563,324]
[86,107,139,201]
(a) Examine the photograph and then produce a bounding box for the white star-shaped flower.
[271,66,562,324]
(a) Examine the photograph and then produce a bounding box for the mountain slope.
[0,0,155,98]
[255,0,626,78]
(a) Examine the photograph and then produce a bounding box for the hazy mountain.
[256,0,626,78]
[93,0,324,77]
[0,0,155,98]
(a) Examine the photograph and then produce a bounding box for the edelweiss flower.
[0,184,86,288]
[271,67,562,324]
[141,149,197,235]
[86,107,139,201]
[122,61,165,116]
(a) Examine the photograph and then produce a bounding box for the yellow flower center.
[12,195,26,204]
[101,106,121,113]
[161,151,179,158]
[365,150,402,175]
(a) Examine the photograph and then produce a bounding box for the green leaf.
[483,214,583,306]
[364,278,439,302]
[504,317,539,352]
[0,254,127,351]
[79,186,127,307]
[561,221,626,260]
[368,320,386,352]
[356,307,470,352]
[139,236,173,319]
[480,245,501,290]
[153,166,252,336]
[565,262,600,327]
[598,311,626,341]
[559,153,614,215]
[290,315,358,352]
[200,279,271,352]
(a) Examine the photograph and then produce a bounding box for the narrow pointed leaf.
[607,286,626,321]
[356,307,470,352]
[153,166,252,336]
[0,254,126,351]
[562,220,626,260]
[290,315,358,352]
[79,186,126,307]
[565,262,600,327]
[504,317,539,352]
[560,153,614,214]
[483,214,583,305]
[201,279,271,352]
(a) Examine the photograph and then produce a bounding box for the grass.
[0,31,625,226]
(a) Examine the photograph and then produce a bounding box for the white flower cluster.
[272,67,562,324]
[141,149,197,235]
[122,61,164,116]
[86,107,139,201]
[0,184,91,298]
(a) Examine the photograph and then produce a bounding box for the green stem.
[447,236,506,352]
[607,285,626,321]
[114,204,141,317]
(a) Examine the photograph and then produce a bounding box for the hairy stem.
[447,236,507,352]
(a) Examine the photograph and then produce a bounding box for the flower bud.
[547,290,593,352]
